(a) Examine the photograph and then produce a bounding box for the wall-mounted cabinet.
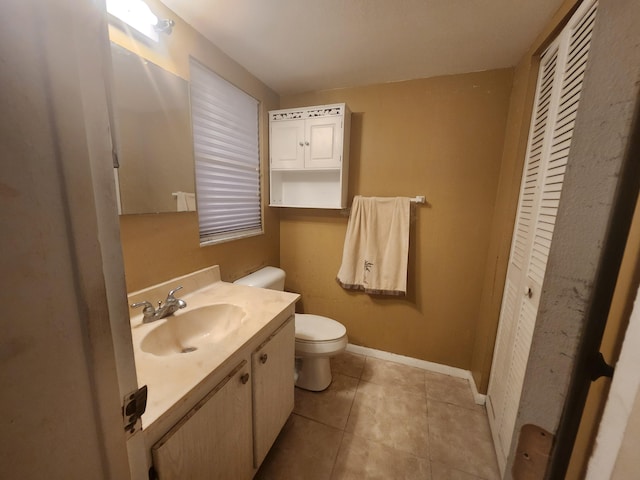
[269,103,351,209]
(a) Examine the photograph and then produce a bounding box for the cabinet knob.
[299,141,304,147]
[240,373,250,384]
[524,287,533,299]
[304,141,310,146]
[260,353,268,364]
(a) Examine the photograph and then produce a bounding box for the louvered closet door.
[486,0,598,473]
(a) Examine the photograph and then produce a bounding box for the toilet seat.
[295,314,346,342]
[294,314,347,357]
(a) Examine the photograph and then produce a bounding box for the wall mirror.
[111,42,196,214]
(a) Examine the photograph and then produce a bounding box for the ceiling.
[160,0,565,96]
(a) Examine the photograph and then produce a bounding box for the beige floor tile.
[294,373,359,429]
[331,351,366,379]
[255,414,343,480]
[427,400,500,480]
[360,356,426,396]
[345,380,429,459]
[425,371,483,412]
[331,433,431,480]
[431,461,485,480]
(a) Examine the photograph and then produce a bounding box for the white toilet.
[234,266,347,391]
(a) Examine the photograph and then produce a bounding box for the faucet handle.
[130,301,156,316]
[167,286,183,299]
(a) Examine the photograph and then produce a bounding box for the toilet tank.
[233,266,285,291]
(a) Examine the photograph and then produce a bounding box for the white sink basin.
[141,304,246,356]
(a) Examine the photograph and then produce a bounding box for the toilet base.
[295,356,332,391]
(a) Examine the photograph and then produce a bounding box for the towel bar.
[340,195,426,216]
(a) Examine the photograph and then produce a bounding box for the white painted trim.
[345,343,486,405]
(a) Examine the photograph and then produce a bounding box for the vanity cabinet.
[269,103,351,209]
[151,360,254,480]
[150,316,295,479]
[252,317,295,466]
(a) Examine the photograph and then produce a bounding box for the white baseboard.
[345,343,486,406]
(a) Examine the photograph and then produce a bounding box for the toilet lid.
[295,314,346,342]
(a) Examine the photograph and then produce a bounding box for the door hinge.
[123,385,147,438]
[589,352,615,381]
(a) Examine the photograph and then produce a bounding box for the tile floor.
[255,352,500,480]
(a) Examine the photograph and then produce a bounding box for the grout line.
[327,428,346,480]
[343,376,359,431]
[426,395,434,479]
[346,343,487,405]
[327,376,359,480]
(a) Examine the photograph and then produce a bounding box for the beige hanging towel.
[337,196,411,296]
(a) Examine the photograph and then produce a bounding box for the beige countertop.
[128,266,299,427]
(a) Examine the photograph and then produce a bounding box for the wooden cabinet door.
[152,360,253,480]
[304,116,343,169]
[270,119,304,169]
[252,317,295,466]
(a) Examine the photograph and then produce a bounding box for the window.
[189,58,262,245]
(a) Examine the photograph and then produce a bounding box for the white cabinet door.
[305,116,343,169]
[486,0,598,473]
[252,317,295,467]
[270,119,304,169]
[271,117,343,170]
[152,360,254,480]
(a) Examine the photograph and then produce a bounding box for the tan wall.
[279,70,513,369]
[111,0,281,292]
[470,0,581,393]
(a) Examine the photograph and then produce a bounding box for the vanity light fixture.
[106,0,174,42]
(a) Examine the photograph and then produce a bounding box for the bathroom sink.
[141,304,246,356]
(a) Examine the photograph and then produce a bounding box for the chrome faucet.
[131,286,187,323]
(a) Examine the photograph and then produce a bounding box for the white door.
[487,0,599,473]
[2,0,145,477]
[270,119,305,169]
[305,116,343,169]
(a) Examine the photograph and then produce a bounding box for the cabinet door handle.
[304,141,309,146]
[524,287,533,299]
[240,373,250,384]
[260,353,268,364]
[298,141,304,147]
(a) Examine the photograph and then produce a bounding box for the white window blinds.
[189,58,262,245]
